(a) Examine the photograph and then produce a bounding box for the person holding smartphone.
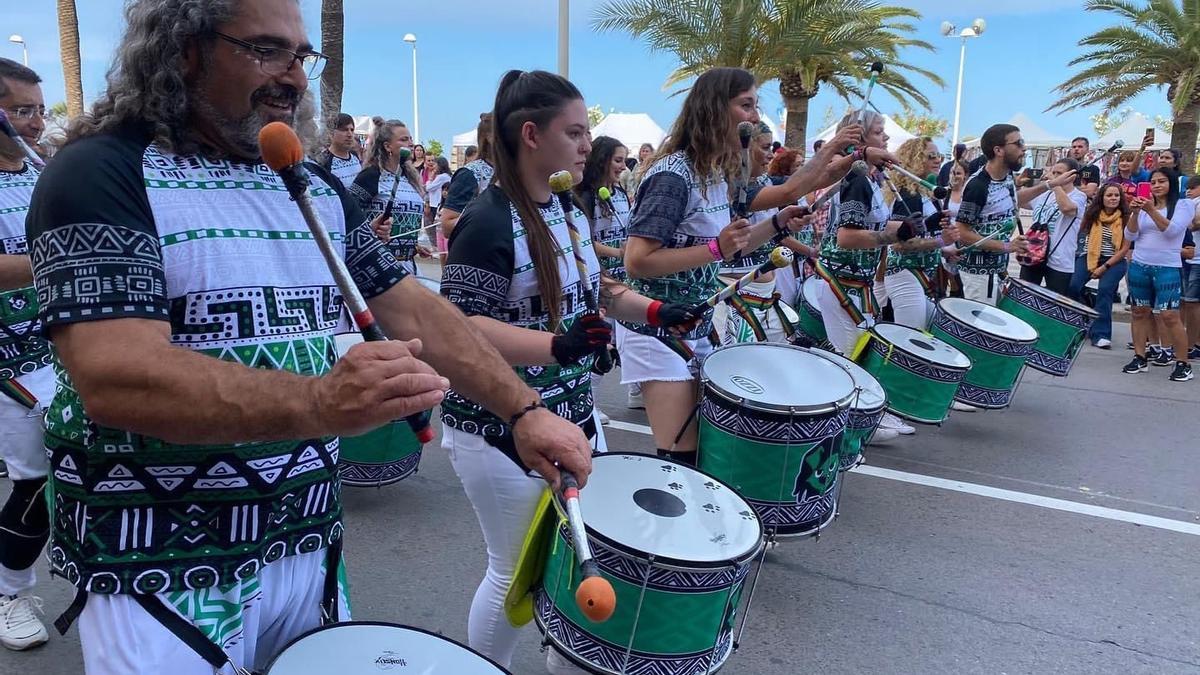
[1123,168,1196,380]
[1020,158,1086,295]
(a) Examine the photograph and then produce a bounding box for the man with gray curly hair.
[26,1,593,672]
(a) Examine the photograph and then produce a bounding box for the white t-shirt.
[1127,198,1197,268]
[1030,188,1088,273]
[425,173,451,208]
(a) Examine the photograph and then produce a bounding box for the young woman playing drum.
[350,118,432,274]
[621,67,870,466]
[439,69,696,673]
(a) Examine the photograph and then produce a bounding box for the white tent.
[590,113,667,151]
[1095,112,1170,150]
[452,128,477,149]
[961,113,1071,148]
[806,114,916,153]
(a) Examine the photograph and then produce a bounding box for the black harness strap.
[53,588,87,636]
[132,593,232,669]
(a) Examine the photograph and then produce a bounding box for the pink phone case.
[1136,183,1153,200]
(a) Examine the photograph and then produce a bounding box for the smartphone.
[1028,168,1044,180]
[1136,182,1153,200]
[1143,128,1156,147]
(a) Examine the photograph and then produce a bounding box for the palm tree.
[1048,0,1200,172]
[319,0,345,134]
[592,0,942,152]
[57,0,84,118]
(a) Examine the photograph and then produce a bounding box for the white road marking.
[602,420,1200,537]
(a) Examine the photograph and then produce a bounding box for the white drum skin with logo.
[264,622,510,674]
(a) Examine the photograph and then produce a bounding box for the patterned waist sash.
[812,260,873,326]
[0,379,37,410]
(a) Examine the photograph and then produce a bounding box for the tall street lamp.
[8,35,27,67]
[941,18,986,147]
[403,33,420,143]
[558,0,569,77]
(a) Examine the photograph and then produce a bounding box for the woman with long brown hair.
[1068,182,1130,348]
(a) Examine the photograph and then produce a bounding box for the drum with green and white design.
[535,453,763,675]
[931,298,1037,408]
[997,277,1097,377]
[857,323,971,425]
[802,348,887,471]
[698,343,855,537]
[794,276,831,350]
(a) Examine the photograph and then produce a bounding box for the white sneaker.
[596,406,611,425]
[950,401,979,413]
[1094,338,1112,349]
[626,386,644,410]
[867,427,900,444]
[546,647,589,674]
[880,412,916,435]
[0,595,48,651]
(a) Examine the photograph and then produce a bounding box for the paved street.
[6,318,1200,674]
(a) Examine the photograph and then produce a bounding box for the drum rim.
[262,620,511,674]
[795,347,888,413]
[1003,276,1099,317]
[559,452,765,570]
[701,343,857,414]
[870,322,972,370]
[936,298,1039,344]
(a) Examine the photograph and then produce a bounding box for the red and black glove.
[551,313,612,366]
[647,301,703,332]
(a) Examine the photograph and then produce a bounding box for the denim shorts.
[1183,263,1200,303]
[1127,261,1183,311]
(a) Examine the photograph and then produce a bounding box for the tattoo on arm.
[598,278,630,310]
[871,229,897,246]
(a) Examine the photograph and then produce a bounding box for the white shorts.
[77,548,350,675]
[617,328,714,385]
[0,366,55,480]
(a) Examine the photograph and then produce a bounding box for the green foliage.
[891,111,949,139]
[588,105,606,128]
[427,139,444,158]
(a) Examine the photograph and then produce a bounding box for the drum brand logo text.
[730,375,764,395]
[374,651,407,669]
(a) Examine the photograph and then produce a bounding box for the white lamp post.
[8,35,27,67]
[403,33,420,143]
[941,18,986,147]
[558,0,569,77]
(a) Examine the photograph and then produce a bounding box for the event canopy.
[806,114,915,152]
[960,113,1071,148]
[452,127,477,148]
[1094,112,1171,151]
[590,113,668,151]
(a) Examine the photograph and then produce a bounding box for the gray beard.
[192,97,294,160]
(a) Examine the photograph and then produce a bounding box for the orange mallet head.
[258,122,305,171]
[576,573,616,623]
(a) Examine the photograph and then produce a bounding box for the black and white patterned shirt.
[0,160,50,382]
[955,169,1017,275]
[440,185,601,460]
[319,151,362,189]
[819,172,891,281]
[588,186,631,281]
[350,165,424,273]
[443,159,494,214]
[721,174,776,275]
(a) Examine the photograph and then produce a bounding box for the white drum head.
[581,454,762,564]
[778,301,799,324]
[265,622,508,674]
[801,276,823,306]
[702,343,855,414]
[873,323,971,369]
[939,298,1038,343]
[807,349,886,411]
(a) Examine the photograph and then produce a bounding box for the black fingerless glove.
[924,212,943,235]
[896,219,916,243]
[647,300,701,331]
[551,313,612,366]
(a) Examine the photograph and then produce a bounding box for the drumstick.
[382,147,413,222]
[259,122,436,444]
[691,247,793,314]
[596,186,628,231]
[761,160,871,250]
[549,170,613,374]
[560,471,616,622]
[0,109,45,169]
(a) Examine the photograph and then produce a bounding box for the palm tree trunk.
[57,0,84,118]
[782,93,814,157]
[1174,99,1200,174]
[318,0,345,135]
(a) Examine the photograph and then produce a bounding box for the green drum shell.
[930,304,1036,409]
[338,417,423,487]
[535,522,756,675]
[801,348,887,472]
[998,278,1097,377]
[698,389,849,537]
[796,278,831,350]
[857,330,970,425]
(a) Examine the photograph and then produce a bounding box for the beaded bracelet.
[509,400,548,429]
[707,239,724,261]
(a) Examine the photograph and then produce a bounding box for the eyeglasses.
[1004,139,1026,149]
[213,32,328,80]
[4,106,48,121]
[925,153,943,160]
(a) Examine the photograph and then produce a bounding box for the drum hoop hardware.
[621,553,655,675]
[733,534,770,652]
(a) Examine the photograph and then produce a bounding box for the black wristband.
[509,400,547,429]
[771,214,788,236]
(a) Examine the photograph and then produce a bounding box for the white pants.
[883,270,934,330]
[0,366,54,480]
[617,329,714,385]
[960,271,1001,305]
[77,548,349,674]
[445,413,606,669]
[816,278,871,355]
[773,263,801,309]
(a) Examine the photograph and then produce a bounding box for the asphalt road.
[6,318,1200,675]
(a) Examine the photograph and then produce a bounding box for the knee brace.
[0,478,50,571]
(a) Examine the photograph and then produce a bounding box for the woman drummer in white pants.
[439,69,697,673]
[881,137,954,330]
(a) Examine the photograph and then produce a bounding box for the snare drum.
[793,276,831,349]
[857,323,972,425]
[698,343,855,537]
[997,278,1098,376]
[535,453,763,675]
[335,276,440,487]
[803,348,887,471]
[931,298,1038,408]
[265,622,509,674]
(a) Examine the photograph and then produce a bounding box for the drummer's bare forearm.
[0,254,33,291]
[463,316,556,367]
[781,239,815,258]
[594,242,623,260]
[837,227,896,250]
[891,236,944,253]
[624,236,713,279]
[599,276,658,323]
[369,278,539,418]
[954,222,1008,254]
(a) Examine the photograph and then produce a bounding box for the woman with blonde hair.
[350,117,431,273]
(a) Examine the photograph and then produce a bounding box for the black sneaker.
[1189,345,1200,360]
[1127,340,1135,350]
[1152,348,1174,366]
[1123,356,1148,373]
[1147,344,1164,360]
[1170,361,1194,381]
[0,460,6,478]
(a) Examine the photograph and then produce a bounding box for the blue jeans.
[1070,255,1126,342]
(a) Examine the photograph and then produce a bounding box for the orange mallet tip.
[576,576,616,623]
[258,122,304,171]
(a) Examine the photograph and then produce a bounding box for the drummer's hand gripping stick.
[549,170,613,374]
[560,471,616,622]
[690,247,793,316]
[258,122,436,444]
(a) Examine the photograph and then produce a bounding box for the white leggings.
[445,414,606,669]
[816,278,872,354]
[883,270,934,330]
